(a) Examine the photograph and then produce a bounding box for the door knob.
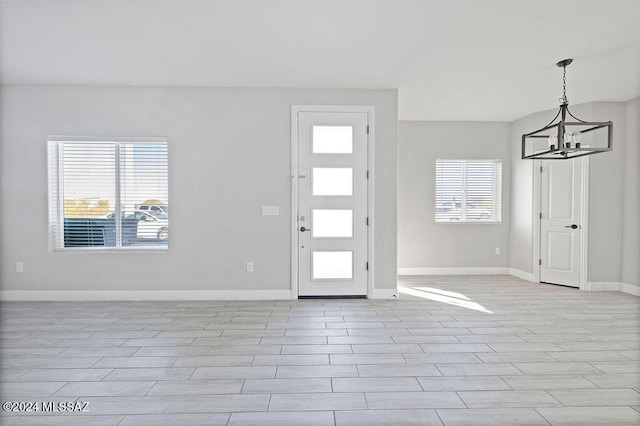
[300,226,311,232]
[565,224,579,229]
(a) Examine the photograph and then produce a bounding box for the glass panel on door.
[312,209,353,238]
[312,126,354,154]
[312,251,353,280]
[312,168,353,196]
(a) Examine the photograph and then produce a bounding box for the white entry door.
[295,110,369,297]
[540,159,582,287]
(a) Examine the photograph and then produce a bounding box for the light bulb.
[548,135,558,150]
[572,132,582,148]
[564,132,572,149]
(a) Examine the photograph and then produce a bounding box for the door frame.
[290,105,375,299]
[532,157,590,290]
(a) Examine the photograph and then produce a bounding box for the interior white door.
[296,111,369,297]
[540,159,582,287]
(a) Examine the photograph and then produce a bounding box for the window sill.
[435,221,502,225]
[51,247,168,253]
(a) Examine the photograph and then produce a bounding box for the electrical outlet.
[494,247,501,255]
[16,262,24,273]
[246,261,254,272]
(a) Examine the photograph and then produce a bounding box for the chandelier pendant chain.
[561,65,568,105]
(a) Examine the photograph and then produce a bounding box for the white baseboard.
[585,282,621,292]
[509,268,535,282]
[5,284,635,301]
[0,290,293,301]
[585,282,640,296]
[372,289,399,299]
[621,282,640,296]
[398,267,510,276]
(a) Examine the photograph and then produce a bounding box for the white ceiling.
[1,0,639,121]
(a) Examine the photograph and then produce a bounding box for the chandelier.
[521,59,613,160]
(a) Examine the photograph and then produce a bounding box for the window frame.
[435,157,502,224]
[48,136,169,252]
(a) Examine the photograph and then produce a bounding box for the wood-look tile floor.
[1,275,639,425]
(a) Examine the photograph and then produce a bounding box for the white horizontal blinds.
[48,139,168,250]
[435,158,502,223]
[120,143,169,243]
[435,159,464,221]
[59,142,116,247]
[48,141,63,249]
[465,160,501,222]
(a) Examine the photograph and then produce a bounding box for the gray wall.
[508,108,541,275]
[398,121,511,269]
[588,102,626,283]
[509,100,636,287]
[622,97,640,289]
[0,85,398,293]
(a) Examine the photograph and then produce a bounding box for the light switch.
[262,206,279,216]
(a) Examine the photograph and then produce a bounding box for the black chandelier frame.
[521,59,613,160]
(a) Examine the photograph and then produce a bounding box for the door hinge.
[538,259,542,266]
[366,262,369,270]
[540,165,543,173]
[366,217,369,226]
[366,125,370,134]
[539,212,542,219]
[366,170,369,179]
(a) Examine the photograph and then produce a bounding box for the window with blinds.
[48,138,169,250]
[435,158,502,223]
